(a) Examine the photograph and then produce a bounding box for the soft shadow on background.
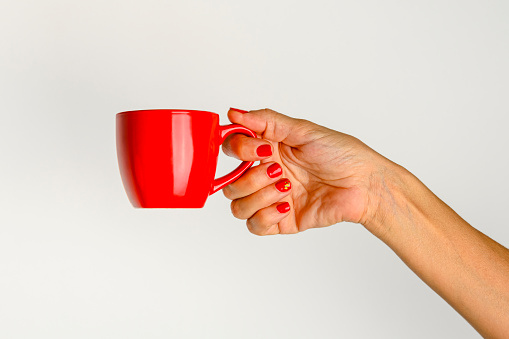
[1,1,508,338]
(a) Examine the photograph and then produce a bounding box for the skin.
[222,108,509,338]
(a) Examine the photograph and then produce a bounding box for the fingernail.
[277,202,290,213]
[230,107,248,114]
[275,178,291,192]
[267,163,282,178]
[256,144,272,157]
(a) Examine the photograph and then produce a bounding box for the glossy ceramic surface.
[116,109,256,208]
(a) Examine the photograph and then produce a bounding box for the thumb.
[227,108,316,146]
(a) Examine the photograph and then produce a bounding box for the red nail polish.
[230,107,248,114]
[276,202,290,213]
[256,144,272,157]
[275,178,291,192]
[267,163,282,178]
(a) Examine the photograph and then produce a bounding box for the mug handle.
[209,124,257,195]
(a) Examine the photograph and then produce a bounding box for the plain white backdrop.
[1,0,508,338]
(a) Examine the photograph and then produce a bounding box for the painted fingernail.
[230,107,248,114]
[277,202,290,213]
[275,178,291,192]
[256,144,272,157]
[267,163,282,178]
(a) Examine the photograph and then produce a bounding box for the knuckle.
[221,136,234,155]
[245,218,256,233]
[230,135,246,158]
[246,219,264,236]
[222,185,235,200]
[230,200,244,219]
[261,108,277,122]
[223,134,248,160]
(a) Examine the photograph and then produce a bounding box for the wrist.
[361,158,414,240]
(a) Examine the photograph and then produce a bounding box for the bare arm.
[366,163,509,339]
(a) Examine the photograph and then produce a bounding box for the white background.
[1,0,508,338]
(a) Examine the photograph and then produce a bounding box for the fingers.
[227,107,319,146]
[246,202,291,236]
[223,162,283,200]
[222,133,273,161]
[230,178,292,220]
[223,161,293,234]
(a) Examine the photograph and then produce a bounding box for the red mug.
[116,109,257,208]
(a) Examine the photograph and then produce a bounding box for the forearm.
[365,162,509,338]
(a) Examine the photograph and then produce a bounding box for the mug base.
[132,202,207,209]
[134,206,205,209]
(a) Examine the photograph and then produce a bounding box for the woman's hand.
[223,108,509,338]
[222,108,386,235]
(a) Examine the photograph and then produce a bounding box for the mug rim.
[116,109,218,116]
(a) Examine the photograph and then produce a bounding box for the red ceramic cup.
[116,109,257,208]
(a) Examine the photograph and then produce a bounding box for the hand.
[222,108,386,235]
[223,108,509,338]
